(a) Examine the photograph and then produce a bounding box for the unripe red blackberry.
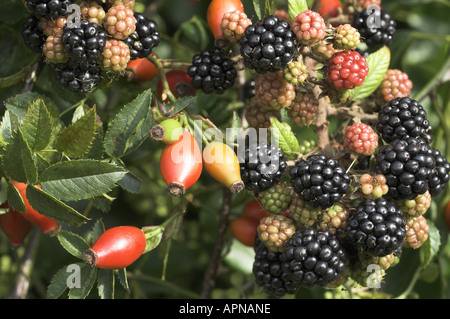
[260,183,294,214]
[40,16,67,37]
[376,97,433,145]
[25,0,76,20]
[43,34,69,63]
[291,10,327,45]
[104,4,136,40]
[289,194,322,227]
[187,47,237,94]
[397,191,431,218]
[123,12,160,60]
[281,228,347,288]
[379,69,413,103]
[344,122,378,156]
[287,92,319,127]
[404,215,429,249]
[318,203,349,238]
[359,173,389,199]
[327,50,369,91]
[244,97,281,129]
[22,15,46,53]
[240,14,297,74]
[79,0,107,25]
[333,24,360,50]
[254,71,296,110]
[289,153,351,209]
[257,214,296,252]
[283,60,308,86]
[101,39,131,72]
[220,10,252,43]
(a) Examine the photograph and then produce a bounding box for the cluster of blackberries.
[21,0,160,93]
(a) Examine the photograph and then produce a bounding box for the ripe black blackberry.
[25,0,76,20]
[252,237,299,297]
[239,143,287,193]
[289,154,351,209]
[187,47,237,94]
[240,14,297,74]
[281,228,347,288]
[376,97,433,145]
[22,15,45,53]
[429,149,450,197]
[61,20,107,65]
[123,12,160,60]
[345,198,406,257]
[375,137,436,200]
[52,58,102,93]
[352,7,396,48]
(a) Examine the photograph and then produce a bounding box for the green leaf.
[351,46,391,100]
[25,185,90,226]
[1,128,38,184]
[142,225,164,254]
[0,110,20,145]
[4,91,59,120]
[39,160,127,202]
[420,220,441,269]
[46,265,70,299]
[165,96,196,117]
[55,106,97,158]
[57,230,90,260]
[103,89,154,158]
[6,179,25,213]
[269,117,301,160]
[21,99,52,151]
[225,111,241,144]
[118,171,142,194]
[97,269,115,299]
[253,0,264,20]
[264,0,276,16]
[68,265,97,299]
[288,0,308,22]
[117,268,129,293]
[91,219,105,245]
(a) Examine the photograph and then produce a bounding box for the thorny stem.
[200,188,232,299]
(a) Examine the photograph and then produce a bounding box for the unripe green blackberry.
[397,191,431,218]
[260,183,294,214]
[358,251,396,271]
[318,203,349,238]
[287,92,319,127]
[244,97,281,130]
[79,0,107,25]
[333,24,360,50]
[299,139,316,155]
[404,215,429,249]
[359,173,389,199]
[254,71,296,110]
[257,214,296,252]
[283,60,308,86]
[350,258,386,288]
[289,194,322,227]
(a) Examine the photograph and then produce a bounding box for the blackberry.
[240,14,297,74]
[429,149,450,197]
[281,228,347,288]
[257,214,296,252]
[187,47,237,94]
[352,7,396,48]
[252,237,299,297]
[238,143,287,193]
[22,15,45,53]
[318,204,350,238]
[25,0,76,20]
[291,10,326,45]
[374,137,436,200]
[397,191,431,218]
[61,20,107,65]
[103,4,136,40]
[376,97,433,145]
[254,71,296,110]
[123,12,160,60]
[345,198,406,257]
[53,58,102,93]
[289,194,322,227]
[289,153,351,209]
[43,34,68,63]
[404,215,429,249]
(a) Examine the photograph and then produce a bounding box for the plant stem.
[200,188,232,299]
[147,54,177,102]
